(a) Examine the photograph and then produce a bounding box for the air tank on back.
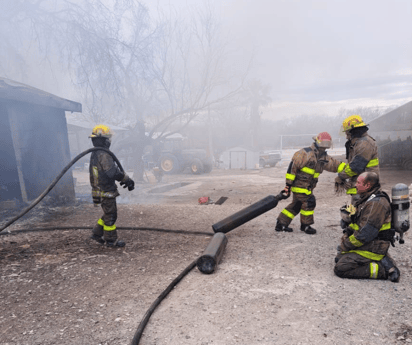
[391,183,410,244]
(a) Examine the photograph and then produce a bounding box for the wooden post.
[8,109,28,203]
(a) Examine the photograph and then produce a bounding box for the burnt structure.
[0,78,82,204]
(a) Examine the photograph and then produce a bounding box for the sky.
[143,0,412,118]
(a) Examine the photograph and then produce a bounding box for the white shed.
[220,146,259,170]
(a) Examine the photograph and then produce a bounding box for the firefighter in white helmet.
[276,132,346,234]
[89,124,134,247]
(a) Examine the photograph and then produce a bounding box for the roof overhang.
[0,77,82,112]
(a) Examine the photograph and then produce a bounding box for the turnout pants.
[277,192,316,226]
[334,252,396,280]
[92,197,118,242]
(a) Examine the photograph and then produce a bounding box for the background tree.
[0,0,250,179]
[243,79,272,149]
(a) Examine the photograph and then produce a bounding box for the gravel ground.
[0,166,411,345]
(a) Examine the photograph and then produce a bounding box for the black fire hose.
[130,259,198,345]
[0,147,124,234]
[130,192,290,344]
[0,226,214,237]
[212,191,290,234]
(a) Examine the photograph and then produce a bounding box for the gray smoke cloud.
[144,0,412,116]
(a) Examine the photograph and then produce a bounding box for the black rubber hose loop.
[0,148,124,234]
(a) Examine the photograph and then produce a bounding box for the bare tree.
[145,3,249,140]
[243,79,272,149]
[1,0,250,180]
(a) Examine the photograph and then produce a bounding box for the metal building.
[0,77,82,204]
[369,100,412,169]
[219,146,259,170]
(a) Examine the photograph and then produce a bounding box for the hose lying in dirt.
[0,147,124,234]
[131,232,228,344]
[130,259,197,345]
[0,226,213,237]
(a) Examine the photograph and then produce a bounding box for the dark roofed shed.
[0,77,82,204]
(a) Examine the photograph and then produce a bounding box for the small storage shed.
[0,77,82,204]
[220,146,259,170]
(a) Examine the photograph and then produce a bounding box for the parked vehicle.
[259,151,281,167]
[144,134,214,175]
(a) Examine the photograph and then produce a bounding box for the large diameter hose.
[0,147,124,234]
[130,260,197,345]
[212,191,289,234]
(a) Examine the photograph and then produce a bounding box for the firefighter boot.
[91,224,105,244]
[275,221,293,232]
[104,229,125,248]
[106,239,126,248]
[381,256,400,283]
[301,224,317,235]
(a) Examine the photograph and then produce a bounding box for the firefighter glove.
[283,184,291,195]
[339,237,350,252]
[120,178,135,191]
[334,176,346,195]
[126,179,135,191]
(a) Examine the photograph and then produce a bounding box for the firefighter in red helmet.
[275,132,346,234]
[89,124,135,247]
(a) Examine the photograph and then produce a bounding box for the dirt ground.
[1,165,412,345]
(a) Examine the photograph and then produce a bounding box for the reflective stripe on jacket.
[285,143,342,194]
[338,133,379,193]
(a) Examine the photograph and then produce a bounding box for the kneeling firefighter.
[89,125,135,247]
[334,172,400,282]
[276,132,345,234]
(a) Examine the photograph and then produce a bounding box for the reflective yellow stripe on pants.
[281,209,295,220]
[300,209,314,216]
[370,262,379,279]
[97,218,116,231]
[104,224,116,231]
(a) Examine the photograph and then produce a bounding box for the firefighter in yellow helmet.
[276,132,346,234]
[335,115,379,204]
[89,124,135,247]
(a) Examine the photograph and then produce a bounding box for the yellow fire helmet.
[341,115,367,132]
[89,124,113,139]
